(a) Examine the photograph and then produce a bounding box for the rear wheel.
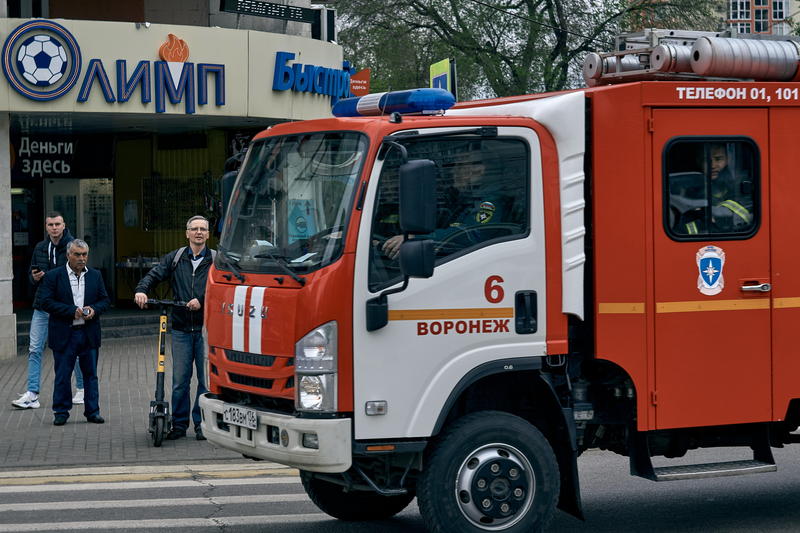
[417,411,559,533]
[300,470,416,521]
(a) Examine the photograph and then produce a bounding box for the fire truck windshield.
[219,132,367,274]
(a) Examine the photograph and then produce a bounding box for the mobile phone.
[31,267,40,273]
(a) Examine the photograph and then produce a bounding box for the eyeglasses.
[188,227,209,232]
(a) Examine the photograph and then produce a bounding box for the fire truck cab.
[199,29,800,532]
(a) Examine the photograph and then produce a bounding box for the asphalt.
[0,333,244,472]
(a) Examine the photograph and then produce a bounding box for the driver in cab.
[677,143,753,235]
[381,148,511,259]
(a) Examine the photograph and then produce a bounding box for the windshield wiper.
[254,248,306,286]
[216,245,246,283]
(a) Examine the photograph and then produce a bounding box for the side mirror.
[220,149,246,217]
[399,159,437,234]
[365,159,437,333]
[399,239,434,278]
[220,169,237,218]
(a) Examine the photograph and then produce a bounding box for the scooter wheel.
[153,417,165,447]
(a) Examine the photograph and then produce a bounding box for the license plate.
[223,405,258,430]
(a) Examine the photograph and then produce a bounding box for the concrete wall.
[0,112,17,360]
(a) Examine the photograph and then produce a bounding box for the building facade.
[726,0,799,35]
[0,1,348,358]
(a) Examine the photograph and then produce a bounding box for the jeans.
[171,330,207,432]
[28,309,84,394]
[52,328,99,418]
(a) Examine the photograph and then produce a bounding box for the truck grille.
[225,349,277,367]
[216,347,294,400]
[229,373,274,389]
[220,387,294,414]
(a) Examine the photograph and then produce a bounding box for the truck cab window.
[369,137,529,290]
[665,139,758,240]
[220,132,367,273]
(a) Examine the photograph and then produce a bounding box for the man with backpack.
[134,215,215,441]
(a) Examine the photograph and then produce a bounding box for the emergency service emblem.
[696,245,725,296]
[476,201,495,224]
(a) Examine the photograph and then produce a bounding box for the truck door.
[352,127,548,440]
[653,108,770,429]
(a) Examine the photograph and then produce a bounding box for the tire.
[417,411,559,533]
[300,470,416,521]
[152,417,164,447]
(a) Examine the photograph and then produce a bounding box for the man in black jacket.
[134,215,215,441]
[12,212,84,410]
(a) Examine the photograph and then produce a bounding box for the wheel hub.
[456,444,534,530]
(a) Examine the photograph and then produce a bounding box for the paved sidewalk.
[0,335,242,471]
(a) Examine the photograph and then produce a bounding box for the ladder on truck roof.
[583,28,800,86]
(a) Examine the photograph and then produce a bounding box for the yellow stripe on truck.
[388,308,514,321]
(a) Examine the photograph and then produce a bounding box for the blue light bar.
[332,88,456,117]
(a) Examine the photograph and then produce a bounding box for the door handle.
[740,283,771,292]
[514,291,537,334]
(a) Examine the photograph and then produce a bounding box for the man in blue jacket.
[37,239,110,426]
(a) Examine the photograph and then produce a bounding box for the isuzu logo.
[222,302,267,318]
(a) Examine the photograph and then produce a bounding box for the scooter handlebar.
[145,299,188,308]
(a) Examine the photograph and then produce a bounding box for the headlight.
[296,321,337,372]
[298,374,337,411]
[295,322,338,412]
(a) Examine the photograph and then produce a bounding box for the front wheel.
[152,416,165,447]
[417,411,559,533]
[300,470,415,521]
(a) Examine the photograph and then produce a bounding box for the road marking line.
[0,513,328,532]
[0,462,287,479]
[0,476,300,493]
[0,468,298,486]
[0,493,309,512]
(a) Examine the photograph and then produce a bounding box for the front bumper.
[199,393,352,473]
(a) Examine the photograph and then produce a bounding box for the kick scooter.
[146,299,186,447]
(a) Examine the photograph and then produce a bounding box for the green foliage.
[332,0,721,99]
[789,15,800,35]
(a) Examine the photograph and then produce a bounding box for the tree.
[332,0,721,99]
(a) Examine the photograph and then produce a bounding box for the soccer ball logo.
[16,34,67,86]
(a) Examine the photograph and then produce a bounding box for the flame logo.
[159,34,189,62]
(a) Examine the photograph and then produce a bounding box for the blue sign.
[272,51,353,104]
[2,20,226,115]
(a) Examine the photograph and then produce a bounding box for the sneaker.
[72,388,85,405]
[12,391,40,409]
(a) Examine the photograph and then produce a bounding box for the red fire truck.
[199,29,800,531]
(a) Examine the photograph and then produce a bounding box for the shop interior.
[10,113,266,308]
